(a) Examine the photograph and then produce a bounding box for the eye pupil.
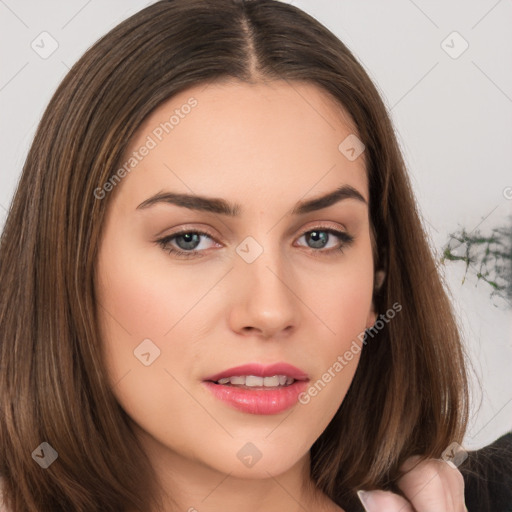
[307,230,328,249]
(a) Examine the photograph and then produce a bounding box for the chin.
[206,435,311,479]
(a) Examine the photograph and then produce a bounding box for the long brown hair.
[0,1,469,510]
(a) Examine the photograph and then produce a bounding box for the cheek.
[94,238,218,451]
[94,230,202,390]
[305,248,375,345]
[295,284,370,440]
[295,242,374,412]
[95,230,219,341]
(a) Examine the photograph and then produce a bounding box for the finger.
[357,489,415,512]
[431,459,466,512]
[397,457,466,512]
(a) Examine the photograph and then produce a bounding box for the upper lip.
[204,363,309,382]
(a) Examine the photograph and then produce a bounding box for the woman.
[0,1,470,510]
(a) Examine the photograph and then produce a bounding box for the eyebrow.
[136,184,366,216]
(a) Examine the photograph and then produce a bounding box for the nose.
[228,248,301,340]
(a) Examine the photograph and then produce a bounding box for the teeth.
[216,375,295,387]
[229,376,246,385]
[246,375,264,387]
[263,376,279,387]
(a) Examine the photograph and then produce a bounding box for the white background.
[0,0,511,450]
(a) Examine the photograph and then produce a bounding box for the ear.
[366,270,386,329]
[374,269,386,292]
[366,302,377,329]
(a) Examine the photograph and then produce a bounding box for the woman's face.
[95,80,376,479]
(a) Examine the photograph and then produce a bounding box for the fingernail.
[357,490,375,512]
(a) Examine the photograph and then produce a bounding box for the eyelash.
[155,226,355,260]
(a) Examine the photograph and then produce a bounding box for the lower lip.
[203,380,309,415]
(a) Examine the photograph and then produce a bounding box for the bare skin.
[95,80,465,512]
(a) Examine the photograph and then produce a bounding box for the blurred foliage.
[441,217,512,306]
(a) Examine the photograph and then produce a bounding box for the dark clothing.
[341,432,512,512]
[463,432,512,512]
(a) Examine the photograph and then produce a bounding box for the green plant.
[441,217,512,306]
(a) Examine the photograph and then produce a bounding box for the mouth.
[213,374,297,389]
[202,363,309,415]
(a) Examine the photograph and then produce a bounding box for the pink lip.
[203,381,308,415]
[203,362,309,383]
[202,362,309,415]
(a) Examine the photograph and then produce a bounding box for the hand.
[357,455,467,511]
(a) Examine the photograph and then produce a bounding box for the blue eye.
[156,227,354,259]
[156,229,215,258]
[297,228,354,254]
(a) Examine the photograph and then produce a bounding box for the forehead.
[114,80,368,211]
